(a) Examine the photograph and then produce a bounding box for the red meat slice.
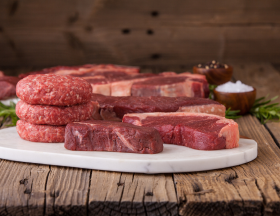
[19,64,140,78]
[64,120,163,154]
[123,112,239,150]
[16,100,99,125]
[92,94,226,121]
[17,120,65,143]
[131,76,205,98]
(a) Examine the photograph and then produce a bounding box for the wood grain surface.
[1,1,280,67]
[1,63,280,215]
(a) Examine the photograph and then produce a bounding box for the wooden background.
[1,0,280,69]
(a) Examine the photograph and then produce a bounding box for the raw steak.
[64,120,163,154]
[123,112,239,150]
[83,73,156,96]
[16,100,99,125]
[17,120,65,143]
[110,73,157,96]
[0,76,20,99]
[131,76,205,98]
[19,64,139,78]
[179,72,210,98]
[92,94,226,121]
[16,74,92,106]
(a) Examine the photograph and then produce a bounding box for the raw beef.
[131,76,205,98]
[0,76,20,100]
[18,64,140,78]
[123,112,239,150]
[92,94,226,121]
[64,120,163,154]
[179,72,210,98]
[17,120,65,143]
[83,73,156,96]
[16,100,99,125]
[16,74,92,106]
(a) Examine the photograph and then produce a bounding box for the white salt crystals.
[216,81,254,93]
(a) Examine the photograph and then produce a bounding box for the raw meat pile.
[16,74,97,143]
[18,64,209,98]
[91,94,226,121]
[13,64,239,153]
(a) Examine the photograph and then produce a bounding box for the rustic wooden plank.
[175,114,280,216]
[0,160,49,215]
[266,122,280,148]
[1,1,280,67]
[232,62,280,104]
[2,26,280,67]
[45,166,90,216]
[1,0,280,29]
[88,171,178,215]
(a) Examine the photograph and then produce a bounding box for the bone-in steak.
[64,120,163,154]
[123,112,239,150]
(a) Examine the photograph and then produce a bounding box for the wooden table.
[1,62,280,216]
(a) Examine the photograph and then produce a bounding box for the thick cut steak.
[131,76,205,98]
[65,120,163,154]
[123,112,239,150]
[92,94,225,121]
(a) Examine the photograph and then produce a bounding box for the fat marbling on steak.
[123,112,239,150]
[64,120,163,154]
[91,94,226,121]
[131,76,206,98]
[18,64,140,78]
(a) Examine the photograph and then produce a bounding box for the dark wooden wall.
[1,0,280,67]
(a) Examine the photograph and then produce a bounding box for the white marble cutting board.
[0,127,258,174]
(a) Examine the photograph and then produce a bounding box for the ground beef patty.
[16,74,92,106]
[17,120,65,143]
[16,100,99,125]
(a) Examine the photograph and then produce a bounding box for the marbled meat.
[123,112,239,150]
[16,100,99,125]
[64,120,163,154]
[91,94,226,121]
[18,64,140,78]
[131,76,206,98]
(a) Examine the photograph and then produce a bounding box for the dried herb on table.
[0,101,18,127]
[250,95,280,124]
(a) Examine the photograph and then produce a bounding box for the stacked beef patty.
[16,74,96,143]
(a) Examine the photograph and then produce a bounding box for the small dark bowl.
[193,65,233,85]
[213,88,256,115]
